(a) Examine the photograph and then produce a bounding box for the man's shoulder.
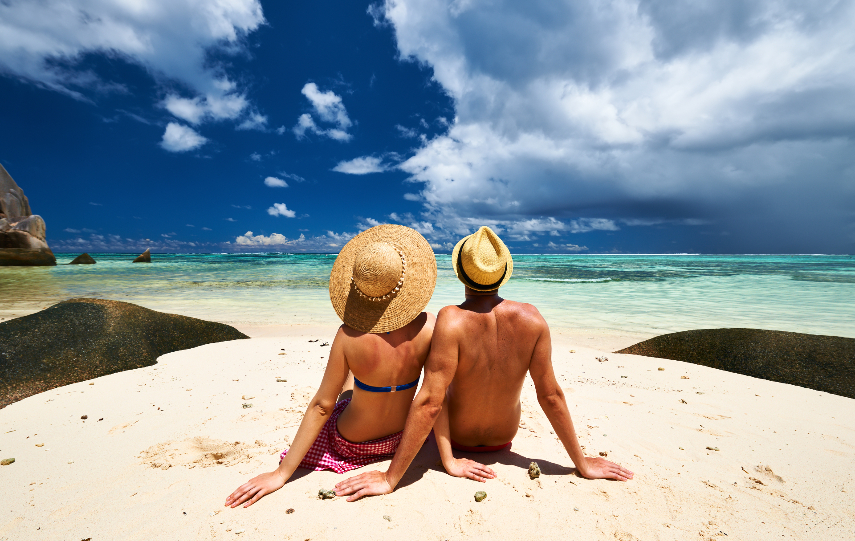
[500,298,546,322]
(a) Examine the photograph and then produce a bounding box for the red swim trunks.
[450,439,512,453]
[280,399,402,474]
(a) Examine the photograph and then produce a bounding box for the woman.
[225,224,437,508]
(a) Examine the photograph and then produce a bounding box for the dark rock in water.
[474,491,487,502]
[69,253,96,264]
[0,163,55,266]
[318,489,335,499]
[133,248,151,263]
[0,246,56,266]
[617,328,855,399]
[528,461,541,479]
[0,298,248,408]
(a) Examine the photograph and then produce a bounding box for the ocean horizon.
[2,253,853,340]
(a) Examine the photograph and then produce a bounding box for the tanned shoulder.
[501,299,548,331]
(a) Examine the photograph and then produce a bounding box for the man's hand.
[443,458,497,482]
[334,470,393,501]
[224,471,286,508]
[577,456,634,481]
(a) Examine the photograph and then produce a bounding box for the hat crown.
[460,227,507,285]
[352,242,404,298]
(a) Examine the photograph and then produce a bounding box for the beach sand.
[2,325,854,540]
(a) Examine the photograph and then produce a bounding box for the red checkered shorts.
[280,399,403,474]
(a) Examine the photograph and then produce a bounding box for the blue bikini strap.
[353,376,420,393]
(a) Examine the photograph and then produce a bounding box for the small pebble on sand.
[681,376,690,379]
[706,446,720,451]
[1,458,15,466]
[383,515,392,521]
[81,415,88,419]
[528,462,541,479]
[599,451,608,457]
[286,508,295,514]
[658,367,665,371]
[474,491,487,502]
[318,489,336,499]
[242,403,252,409]
[35,443,44,447]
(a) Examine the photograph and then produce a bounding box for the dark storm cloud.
[370,0,855,252]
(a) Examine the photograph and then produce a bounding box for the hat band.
[457,239,506,290]
[350,246,407,302]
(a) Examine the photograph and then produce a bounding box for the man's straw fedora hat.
[329,224,437,333]
[451,226,513,291]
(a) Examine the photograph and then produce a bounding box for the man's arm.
[528,315,634,482]
[334,308,461,501]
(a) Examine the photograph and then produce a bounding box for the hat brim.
[450,233,513,291]
[329,224,437,333]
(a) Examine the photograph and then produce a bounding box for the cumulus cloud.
[293,83,353,141]
[0,0,266,143]
[264,177,288,188]
[160,122,207,152]
[332,156,387,174]
[377,0,855,252]
[234,231,304,246]
[267,203,296,217]
[0,0,264,94]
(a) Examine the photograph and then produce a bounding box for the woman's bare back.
[336,312,435,442]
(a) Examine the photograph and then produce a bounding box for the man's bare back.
[439,293,546,447]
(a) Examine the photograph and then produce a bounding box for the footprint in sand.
[754,464,785,483]
[139,437,268,470]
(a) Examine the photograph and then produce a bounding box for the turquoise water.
[1,253,853,338]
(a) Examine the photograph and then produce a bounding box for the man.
[335,226,633,501]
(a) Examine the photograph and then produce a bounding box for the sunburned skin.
[224,311,435,508]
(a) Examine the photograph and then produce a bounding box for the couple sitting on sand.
[226,225,633,508]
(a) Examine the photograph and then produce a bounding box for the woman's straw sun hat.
[451,226,513,291]
[329,224,437,333]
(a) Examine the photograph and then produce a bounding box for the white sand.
[2,325,854,540]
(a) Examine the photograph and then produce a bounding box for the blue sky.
[1,0,854,254]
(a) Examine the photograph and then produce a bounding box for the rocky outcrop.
[133,248,151,263]
[69,253,96,264]
[0,298,249,408]
[0,163,55,266]
[617,328,855,399]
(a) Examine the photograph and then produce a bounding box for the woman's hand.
[577,456,634,481]
[225,471,287,508]
[443,458,496,482]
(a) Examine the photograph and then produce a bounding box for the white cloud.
[64,228,80,233]
[250,152,262,161]
[396,124,418,138]
[0,0,265,102]
[403,193,421,201]
[293,83,353,141]
[568,219,619,234]
[264,177,288,188]
[377,0,855,251]
[547,242,588,252]
[235,231,305,246]
[267,203,296,218]
[160,122,207,152]
[237,112,268,131]
[225,217,236,222]
[332,156,387,175]
[278,171,306,183]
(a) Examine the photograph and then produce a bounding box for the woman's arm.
[435,392,496,482]
[225,328,351,508]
